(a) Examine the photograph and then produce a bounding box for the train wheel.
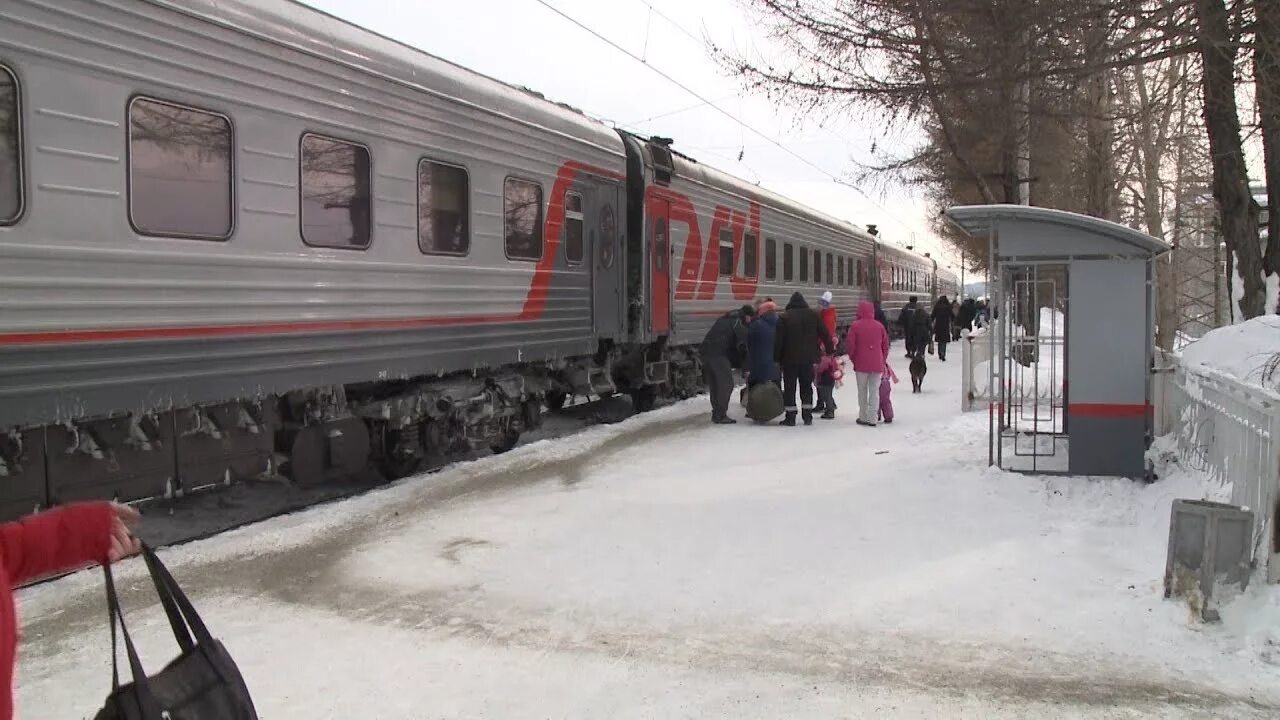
[544,390,567,411]
[630,386,657,413]
[281,425,325,484]
[377,427,424,480]
[490,429,521,455]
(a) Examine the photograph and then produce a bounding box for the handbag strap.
[139,544,217,649]
[142,547,194,654]
[103,562,167,717]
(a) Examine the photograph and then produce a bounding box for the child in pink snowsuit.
[878,365,898,424]
[813,353,844,420]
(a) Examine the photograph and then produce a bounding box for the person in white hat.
[815,291,838,414]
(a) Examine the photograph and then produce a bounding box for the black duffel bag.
[95,544,258,720]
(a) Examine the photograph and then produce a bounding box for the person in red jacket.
[845,300,891,427]
[0,502,140,720]
[814,291,839,414]
[818,291,837,338]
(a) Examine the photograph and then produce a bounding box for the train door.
[647,197,672,334]
[590,182,625,339]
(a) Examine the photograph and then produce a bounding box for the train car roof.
[661,144,940,265]
[150,0,625,158]
[664,148,880,244]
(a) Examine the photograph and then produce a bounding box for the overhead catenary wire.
[528,0,916,239]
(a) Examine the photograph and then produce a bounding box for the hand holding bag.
[94,544,258,720]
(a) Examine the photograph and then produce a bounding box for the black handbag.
[94,544,258,720]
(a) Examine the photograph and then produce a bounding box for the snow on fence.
[960,318,1066,414]
[960,326,992,413]
[1153,349,1280,583]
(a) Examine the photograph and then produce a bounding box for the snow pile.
[1180,314,1280,390]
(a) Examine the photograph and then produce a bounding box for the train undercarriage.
[0,340,708,522]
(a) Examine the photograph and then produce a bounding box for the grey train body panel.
[0,0,957,514]
[0,0,624,429]
[657,149,881,345]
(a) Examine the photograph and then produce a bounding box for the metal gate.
[991,263,1069,473]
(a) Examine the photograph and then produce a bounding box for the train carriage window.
[301,133,371,249]
[0,66,19,224]
[813,249,821,284]
[847,258,855,287]
[417,159,469,255]
[718,228,733,277]
[765,237,777,280]
[856,259,864,287]
[837,255,845,286]
[783,242,794,282]
[129,97,232,239]
[743,231,758,278]
[825,253,834,285]
[564,191,584,264]
[504,177,543,260]
[799,245,809,282]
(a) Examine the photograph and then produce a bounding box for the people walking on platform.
[873,301,890,336]
[878,365,898,424]
[911,302,932,359]
[818,291,837,338]
[700,304,755,424]
[813,353,843,420]
[745,300,780,390]
[957,297,978,334]
[815,291,838,414]
[898,297,921,357]
[845,300,890,427]
[932,296,954,361]
[774,292,834,426]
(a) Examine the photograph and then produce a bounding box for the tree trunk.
[1256,0,1280,311]
[1195,0,1265,318]
[1131,65,1176,348]
[1083,19,1116,220]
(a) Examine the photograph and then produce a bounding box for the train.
[0,0,958,520]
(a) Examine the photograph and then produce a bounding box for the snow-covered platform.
[16,351,1280,718]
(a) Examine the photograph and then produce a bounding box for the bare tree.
[1255,0,1280,302]
[1195,0,1265,318]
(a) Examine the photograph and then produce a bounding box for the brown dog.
[909,354,927,393]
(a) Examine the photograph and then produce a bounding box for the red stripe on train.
[0,160,623,347]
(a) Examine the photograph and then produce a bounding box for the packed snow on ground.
[14,354,1280,718]
[1179,314,1280,390]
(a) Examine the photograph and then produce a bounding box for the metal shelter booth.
[945,206,1170,479]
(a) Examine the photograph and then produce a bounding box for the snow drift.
[1180,315,1280,390]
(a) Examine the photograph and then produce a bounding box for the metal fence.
[960,326,993,413]
[1153,349,1280,582]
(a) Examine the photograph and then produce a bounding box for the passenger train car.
[0,0,957,519]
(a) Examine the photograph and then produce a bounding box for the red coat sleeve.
[0,503,114,586]
[880,325,890,361]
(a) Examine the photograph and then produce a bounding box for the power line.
[529,0,912,236]
[632,0,705,47]
[622,94,739,127]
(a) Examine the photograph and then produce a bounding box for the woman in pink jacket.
[844,300,890,426]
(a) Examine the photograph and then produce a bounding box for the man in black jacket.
[700,304,755,424]
[898,296,920,358]
[773,292,834,426]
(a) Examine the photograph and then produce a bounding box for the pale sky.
[299,0,960,268]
